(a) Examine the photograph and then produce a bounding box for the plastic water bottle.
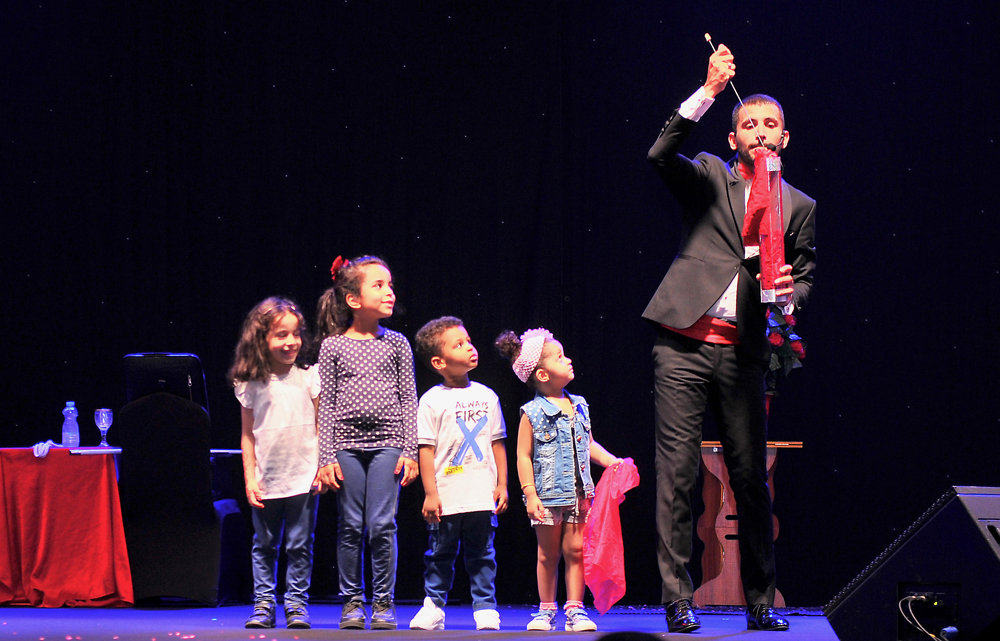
[61,401,80,447]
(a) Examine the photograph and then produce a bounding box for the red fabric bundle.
[742,149,775,244]
[583,457,640,614]
[743,149,786,301]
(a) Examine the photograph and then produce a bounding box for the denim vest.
[521,392,595,507]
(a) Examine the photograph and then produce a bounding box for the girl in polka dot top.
[314,256,418,630]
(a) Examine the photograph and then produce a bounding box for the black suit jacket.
[642,110,817,362]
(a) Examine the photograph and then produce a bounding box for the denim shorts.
[530,494,592,527]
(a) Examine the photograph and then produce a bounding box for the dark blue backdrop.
[3,0,998,607]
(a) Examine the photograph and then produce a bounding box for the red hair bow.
[330,256,349,281]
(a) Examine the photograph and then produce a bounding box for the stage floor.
[0,604,838,640]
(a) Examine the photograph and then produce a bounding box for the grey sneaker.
[285,603,311,629]
[370,598,398,630]
[339,599,367,630]
[245,601,276,629]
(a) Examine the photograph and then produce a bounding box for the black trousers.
[652,328,776,606]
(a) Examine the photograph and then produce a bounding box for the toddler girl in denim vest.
[495,328,621,632]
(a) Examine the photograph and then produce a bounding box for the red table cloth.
[0,447,133,606]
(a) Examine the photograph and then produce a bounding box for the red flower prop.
[765,304,807,397]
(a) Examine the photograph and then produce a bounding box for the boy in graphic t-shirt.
[408,316,508,631]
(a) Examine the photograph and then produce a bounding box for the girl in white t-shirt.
[229,297,323,630]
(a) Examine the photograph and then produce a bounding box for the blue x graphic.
[452,415,487,466]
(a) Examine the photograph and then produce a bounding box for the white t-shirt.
[235,365,321,500]
[417,382,506,516]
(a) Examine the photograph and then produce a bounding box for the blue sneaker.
[526,608,557,631]
[564,607,597,632]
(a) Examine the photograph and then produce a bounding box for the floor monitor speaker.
[825,486,1000,641]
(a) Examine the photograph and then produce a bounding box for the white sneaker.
[564,607,597,632]
[408,597,445,630]
[473,608,501,630]
[526,608,557,631]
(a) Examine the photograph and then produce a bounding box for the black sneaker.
[339,599,367,630]
[285,603,311,629]
[245,602,276,629]
[370,598,397,630]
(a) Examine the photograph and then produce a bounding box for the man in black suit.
[643,44,816,633]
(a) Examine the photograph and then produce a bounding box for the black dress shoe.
[746,604,789,631]
[666,598,701,633]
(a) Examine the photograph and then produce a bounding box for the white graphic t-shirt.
[417,382,506,516]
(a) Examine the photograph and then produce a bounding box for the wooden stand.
[693,440,802,607]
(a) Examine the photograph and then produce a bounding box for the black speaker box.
[825,486,1000,641]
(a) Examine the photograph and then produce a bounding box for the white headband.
[512,328,553,383]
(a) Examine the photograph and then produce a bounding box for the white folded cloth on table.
[32,440,60,457]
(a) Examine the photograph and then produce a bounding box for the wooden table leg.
[694,444,791,607]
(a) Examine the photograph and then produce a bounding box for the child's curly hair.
[414,316,463,370]
[494,330,523,364]
[229,297,310,384]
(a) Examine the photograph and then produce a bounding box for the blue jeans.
[251,492,318,606]
[423,510,498,610]
[336,447,402,602]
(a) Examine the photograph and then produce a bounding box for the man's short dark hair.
[731,94,784,133]
[414,316,464,369]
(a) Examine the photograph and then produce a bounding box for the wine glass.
[95,409,113,447]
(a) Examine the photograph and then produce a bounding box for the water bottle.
[61,401,80,447]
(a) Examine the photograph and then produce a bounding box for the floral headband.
[330,256,350,282]
[512,328,553,383]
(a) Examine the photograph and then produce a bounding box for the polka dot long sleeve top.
[316,329,419,466]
